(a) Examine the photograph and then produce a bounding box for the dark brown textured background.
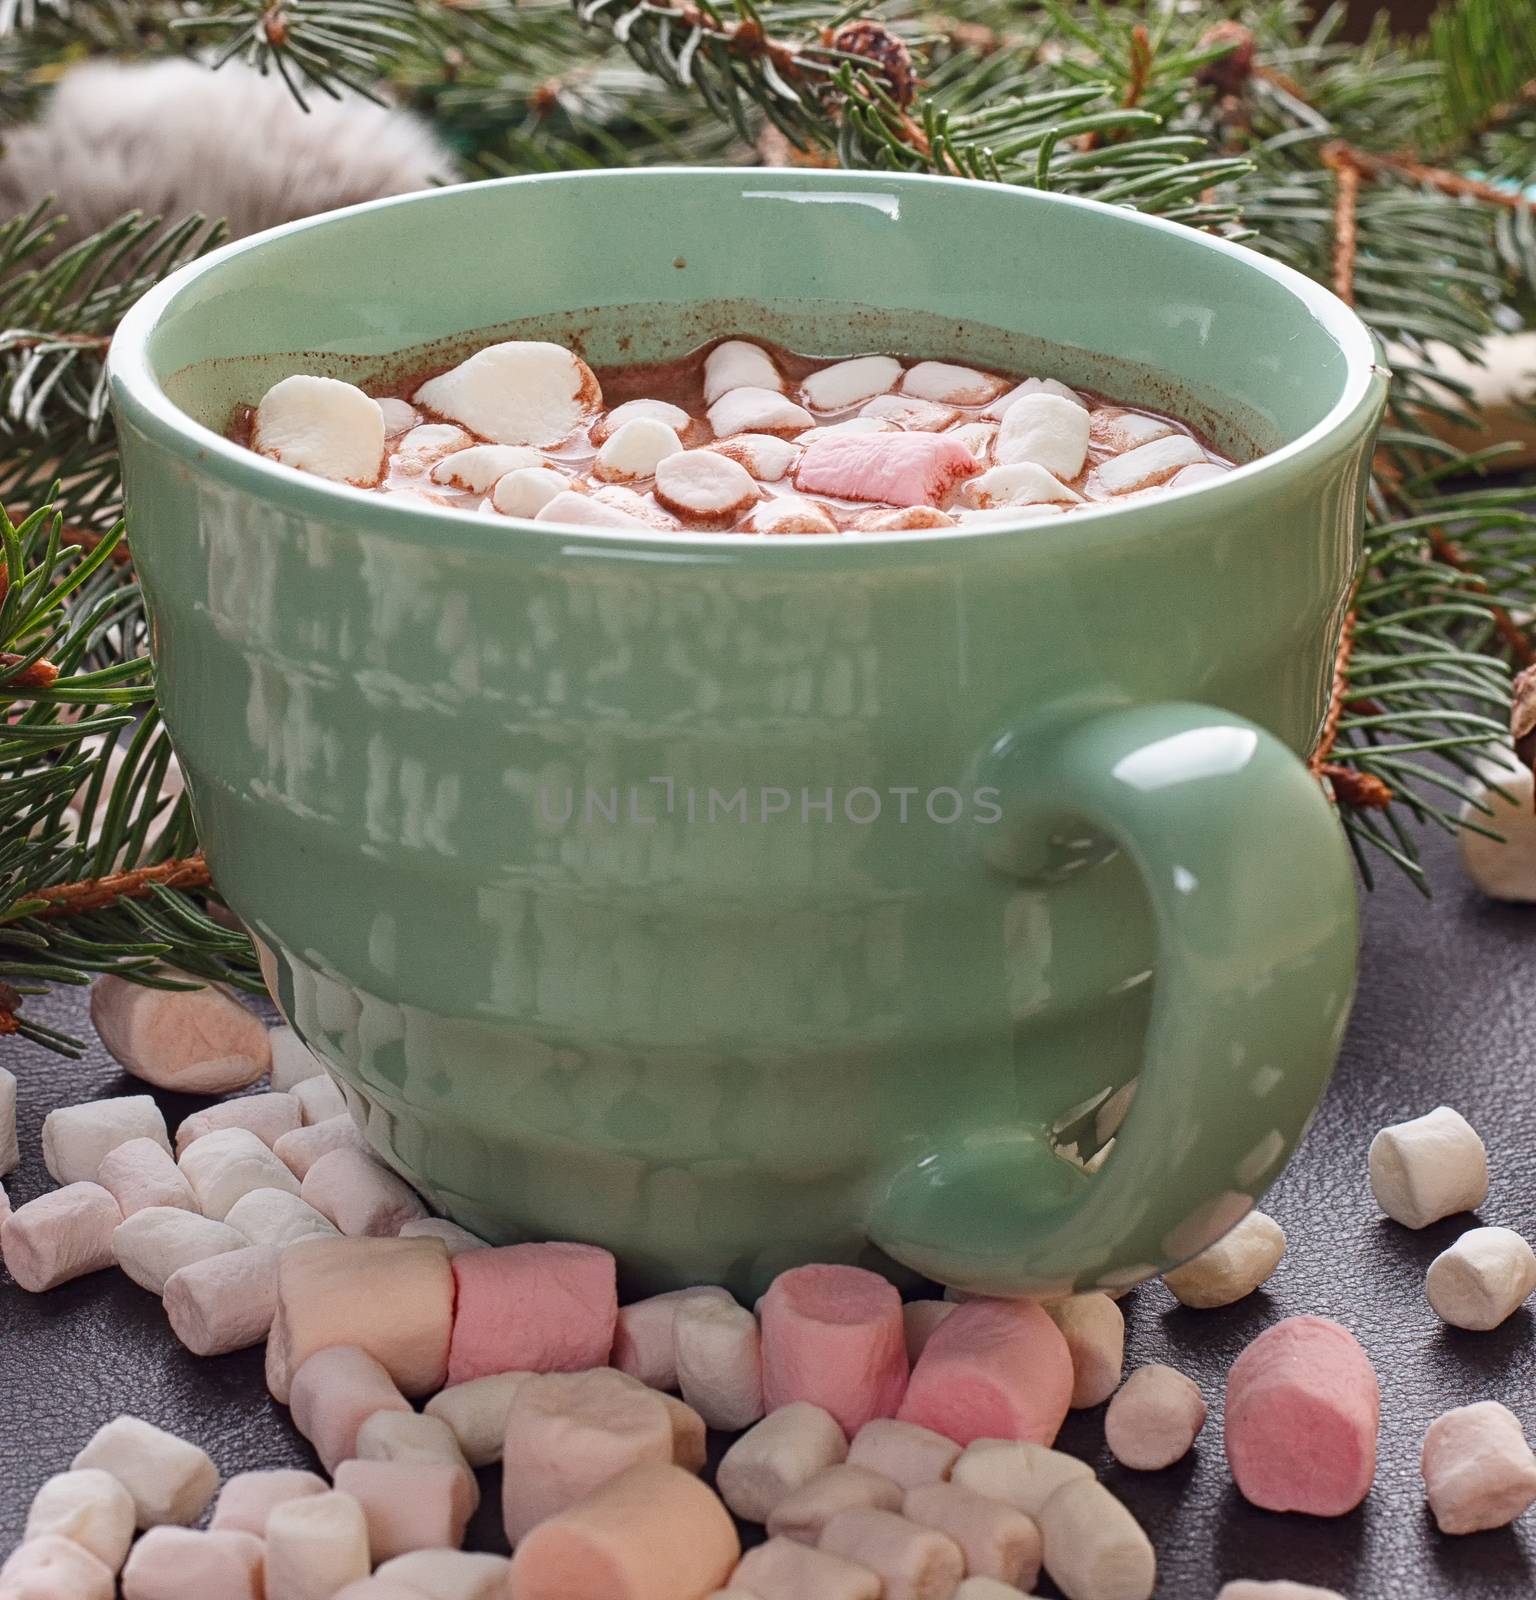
[3,817,1534,1596]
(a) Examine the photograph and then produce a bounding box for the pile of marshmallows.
[1,977,1534,1600]
[248,338,1230,535]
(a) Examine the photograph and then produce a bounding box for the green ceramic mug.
[109,169,1386,1299]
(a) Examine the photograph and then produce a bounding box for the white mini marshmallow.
[710,433,801,481]
[430,444,544,494]
[492,466,573,519]
[112,1206,248,1295]
[1369,1105,1488,1229]
[274,1113,369,1180]
[425,1371,533,1468]
[708,387,813,438]
[374,1551,512,1600]
[796,417,897,444]
[533,489,648,530]
[0,1535,114,1600]
[859,393,960,431]
[1217,1586,1346,1600]
[848,1420,960,1490]
[768,1465,903,1546]
[655,449,760,524]
[901,362,1007,406]
[1095,432,1205,492]
[612,1286,735,1389]
[179,1126,300,1219]
[1422,1400,1536,1534]
[1426,1225,1536,1330]
[955,1581,1030,1600]
[397,1216,487,1255]
[2,1181,121,1291]
[95,1137,197,1217]
[301,1145,427,1236]
[72,1416,219,1530]
[394,424,474,468]
[960,504,1065,526]
[818,1506,964,1597]
[1093,410,1177,450]
[950,1440,1093,1517]
[210,1470,329,1537]
[903,1300,957,1363]
[413,340,601,448]
[42,1094,170,1185]
[266,1491,372,1600]
[356,1409,479,1514]
[747,497,838,535]
[121,1527,265,1600]
[378,398,418,437]
[903,1481,1042,1588]
[594,416,684,481]
[163,1243,281,1356]
[1038,1478,1155,1600]
[986,377,1087,417]
[254,375,386,486]
[24,1469,136,1572]
[704,341,783,404]
[1459,763,1536,900]
[994,393,1091,479]
[89,976,271,1094]
[269,1025,326,1091]
[675,1293,766,1431]
[802,356,903,411]
[731,1537,881,1600]
[0,1179,9,1220]
[176,1092,302,1154]
[290,1344,413,1473]
[593,397,692,444]
[1162,1210,1287,1308]
[717,1403,849,1524]
[946,422,997,463]
[855,506,956,531]
[292,1074,348,1126]
[1169,461,1230,489]
[964,462,1083,510]
[224,1186,340,1248]
[1105,1364,1208,1470]
[0,1065,15,1174]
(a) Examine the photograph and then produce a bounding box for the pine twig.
[27,853,213,919]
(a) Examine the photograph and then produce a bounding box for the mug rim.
[109,166,1388,563]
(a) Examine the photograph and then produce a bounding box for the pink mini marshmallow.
[819,1506,965,1600]
[96,1137,198,1216]
[765,1464,903,1545]
[333,1459,474,1562]
[120,1527,264,1600]
[163,1243,281,1356]
[274,1113,369,1180]
[1225,1316,1379,1516]
[176,1092,302,1154]
[611,1286,734,1389]
[896,1299,1073,1447]
[760,1264,909,1436]
[210,1469,329,1536]
[794,432,978,508]
[89,974,270,1094]
[300,1146,427,1237]
[902,1301,957,1364]
[2,1181,121,1292]
[0,1535,115,1600]
[446,1240,617,1384]
[289,1344,413,1472]
[847,1420,960,1490]
[902,1482,1041,1588]
[731,1537,881,1600]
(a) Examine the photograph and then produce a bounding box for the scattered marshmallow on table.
[1225,1316,1379,1516]
[289,1344,413,1472]
[1458,762,1536,899]
[607,1375,707,1473]
[1369,1105,1488,1228]
[707,388,814,438]
[253,374,385,486]
[333,1458,474,1562]
[355,1408,479,1513]
[760,1264,909,1436]
[1425,1224,1536,1329]
[89,975,271,1093]
[72,1416,219,1530]
[765,1464,903,1545]
[1162,1210,1287,1308]
[1104,1364,1207,1470]
[953,1580,1029,1600]
[847,1419,960,1490]
[897,1298,1073,1447]
[802,356,903,411]
[41,1095,170,1185]
[0,1534,115,1600]
[175,1091,303,1153]
[426,1372,533,1467]
[902,1481,1042,1588]
[95,1137,198,1216]
[900,361,1008,406]
[674,1292,764,1430]
[704,341,784,404]
[374,1550,511,1600]
[224,1185,339,1248]
[210,1469,329,1537]
[1044,1293,1125,1408]
[274,1112,370,1179]
[24,1469,136,1572]
[397,1216,487,1255]
[0,1064,16,1173]
[653,449,760,525]
[715,1402,849,1523]
[268,1025,326,1091]
[508,1461,739,1600]
[902,1300,956,1363]
[445,1239,616,1384]
[1421,1400,1536,1533]
[2,1181,121,1292]
[111,1205,248,1294]
[266,1235,454,1402]
[120,1527,264,1600]
[993,392,1091,478]
[291,1073,349,1126]
[413,340,601,448]
[949,1440,1093,1516]
[612,1286,734,1389]
[1094,432,1204,492]
[301,1145,427,1236]
[265,1490,372,1600]
[730,1536,881,1600]
[163,1243,281,1356]
[818,1505,965,1600]
[501,1368,676,1542]
[1216,1585,1347,1600]
[1038,1478,1156,1600]
[179,1125,300,1219]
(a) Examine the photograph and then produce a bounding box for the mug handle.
[867,700,1358,1298]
